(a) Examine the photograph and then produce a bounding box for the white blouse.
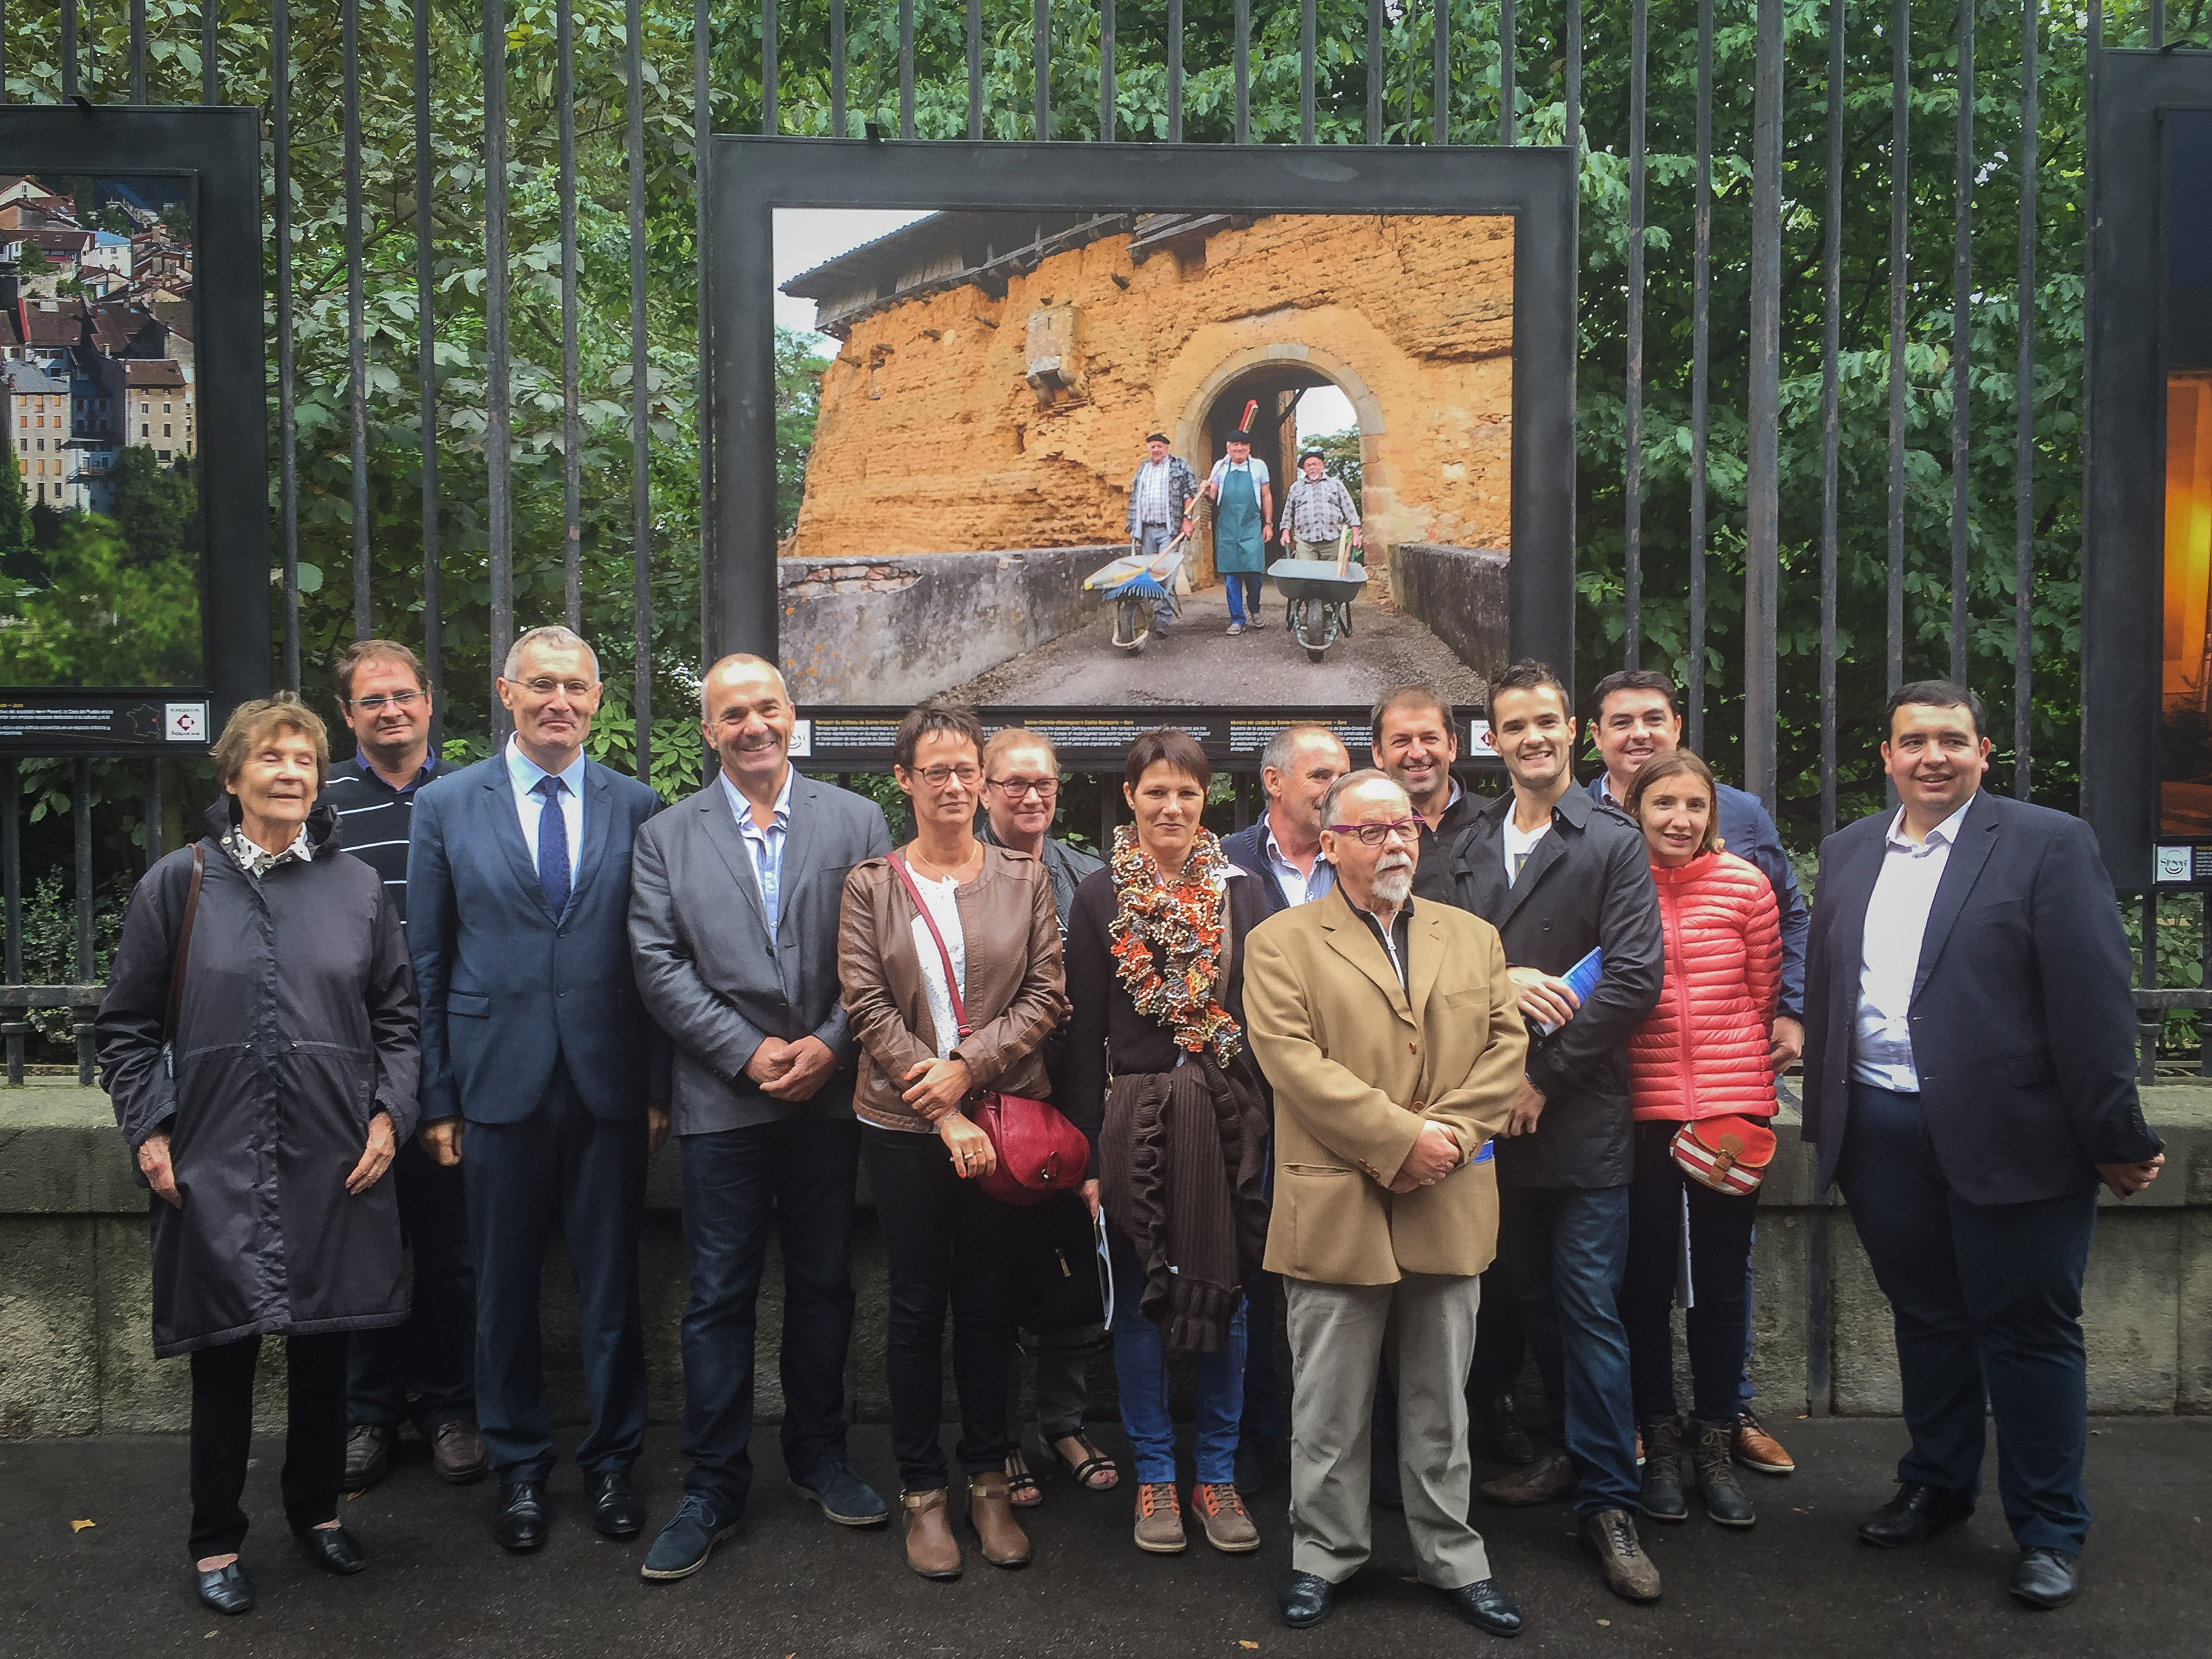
[907,871,969,1060]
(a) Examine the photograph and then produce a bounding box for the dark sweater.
[1053,862,1271,1155]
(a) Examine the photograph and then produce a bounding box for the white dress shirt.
[1264,816,1336,908]
[719,763,794,939]
[1852,798,1976,1092]
[504,739,586,883]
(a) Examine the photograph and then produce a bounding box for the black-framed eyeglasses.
[345,690,426,712]
[1326,817,1422,847]
[988,776,1059,800]
[912,763,983,788]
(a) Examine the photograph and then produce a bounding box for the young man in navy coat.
[1800,680,2165,1610]
[408,625,670,1554]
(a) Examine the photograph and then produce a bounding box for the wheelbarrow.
[1267,531,1368,663]
[1082,533,1189,654]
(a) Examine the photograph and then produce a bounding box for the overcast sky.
[770,207,1357,439]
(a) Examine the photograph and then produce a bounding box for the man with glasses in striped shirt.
[320,638,489,1494]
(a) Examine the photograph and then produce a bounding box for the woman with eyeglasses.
[1055,729,1273,1559]
[839,703,1068,1582]
[974,728,1121,1510]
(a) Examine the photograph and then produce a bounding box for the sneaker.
[1192,1481,1260,1552]
[1133,1481,1187,1554]
[343,1423,393,1492]
[1581,1506,1663,1602]
[640,1494,738,1582]
[1247,614,1268,631]
[790,1460,890,1527]
[1226,621,1246,636]
[1733,1409,1796,1475]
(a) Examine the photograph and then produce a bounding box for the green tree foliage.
[105,446,197,570]
[0,1,2173,841]
[13,241,48,278]
[1304,429,1364,507]
[0,510,200,685]
[776,325,832,539]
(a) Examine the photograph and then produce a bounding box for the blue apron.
[1214,462,1265,575]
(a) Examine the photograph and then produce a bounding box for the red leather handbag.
[888,854,1090,1207]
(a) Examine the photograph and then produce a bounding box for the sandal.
[1050,1432,1120,1492]
[1005,1449,1043,1509]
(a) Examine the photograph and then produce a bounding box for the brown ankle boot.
[900,1489,962,1580]
[966,1470,1033,1569]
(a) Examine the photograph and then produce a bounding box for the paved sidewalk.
[4,1420,2208,1658]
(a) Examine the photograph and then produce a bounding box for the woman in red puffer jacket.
[1619,751,1780,1534]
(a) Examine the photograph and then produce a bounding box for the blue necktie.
[533,774,571,915]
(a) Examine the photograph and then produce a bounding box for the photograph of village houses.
[772,208,1515,712]
[0,170,201,688]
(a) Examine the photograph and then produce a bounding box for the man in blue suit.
[1802,680,2164,1609]
[409,624,670,1554]
[1581,667,1808,1479]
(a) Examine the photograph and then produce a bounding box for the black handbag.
[1010,1188,1111,1336]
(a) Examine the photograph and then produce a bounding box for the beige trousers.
[1283,1272,1490,1588]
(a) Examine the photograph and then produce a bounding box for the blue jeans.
[1224,571,1263,625]
[1136,522,1179,626]
[1836,1084,2099,1554]
[676,1115,861,1516]
[1108,1225,1247,1485]
[1497,1182,1638,1515]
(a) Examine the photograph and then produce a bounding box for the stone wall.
[1389,543,1512,690]
[777,546,1118,707]
[792,214,1515,580]
[6,1079,2208,1435]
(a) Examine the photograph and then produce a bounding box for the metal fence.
[0,1,2201,1088]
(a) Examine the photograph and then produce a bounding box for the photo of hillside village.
[0,171,202,688]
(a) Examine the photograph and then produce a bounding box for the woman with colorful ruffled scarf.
[1055,728,1273,1560]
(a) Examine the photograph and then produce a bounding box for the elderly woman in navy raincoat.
[96,692,419,1618]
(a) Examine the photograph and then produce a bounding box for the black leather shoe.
[1477,1394,1536,1467]
[2009,1546,2081,1609]
[293,1523,366,1574]
[1639,1417,1688,1523]
[1691,1418,1756,1528]
[1234,1430,1280,1498]
[591,1469,646,1539]
[1277,1570,1336,1629]
[1857,1481,1974,1548]
[194,1562,255,1616]
[494,1480,549,1552]
[1444,1578,1525,1637]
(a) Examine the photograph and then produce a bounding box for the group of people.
[96,624,2165,1635]
[1124,427,1361,638]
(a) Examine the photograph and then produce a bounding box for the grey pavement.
[5,1419,2208,1658]
[942,582,1488,707]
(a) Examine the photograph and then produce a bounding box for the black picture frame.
[0,105,268,754]
[707,136,1579,727]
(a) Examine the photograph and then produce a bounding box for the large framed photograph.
[708,138,1575,769]
[0,106,268,754]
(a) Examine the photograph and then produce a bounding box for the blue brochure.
[1531,946,1603,1037]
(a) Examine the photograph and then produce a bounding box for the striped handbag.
[1668,1114,1777,1197]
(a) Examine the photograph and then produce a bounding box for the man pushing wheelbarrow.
[1268,447,1368,663]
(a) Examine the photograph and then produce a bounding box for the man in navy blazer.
[628,655,894,1582]
[409,625,670,1555]
[1801,680,2165,1610]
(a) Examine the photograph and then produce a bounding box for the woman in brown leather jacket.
[838,703,1067,1583]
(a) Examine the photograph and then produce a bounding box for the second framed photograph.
[710,138,1574,768]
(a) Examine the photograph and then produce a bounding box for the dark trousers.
[1466,1266,1529,1405]
[1837,1083,2099,1555]
[1623,1120,1760,1424]
[677,1115,861,1515]
[465,1063,648,1484]
[1240,1269,1290,1442]
[1495,1182,1639,1514]
[347,1138,476,1432]
[863,1124,1015,1492]
[188,1332,348,1561]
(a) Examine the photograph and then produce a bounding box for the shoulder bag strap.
[164,844,205,1043]
[886,852,972,1038]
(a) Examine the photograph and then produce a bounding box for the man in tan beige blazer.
[1244,769,1527,1638]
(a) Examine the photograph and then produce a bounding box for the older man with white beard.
[1244,771,1529,1638]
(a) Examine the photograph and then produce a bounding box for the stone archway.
[1172,342,1388,587]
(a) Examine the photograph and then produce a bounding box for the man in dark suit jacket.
[409,625,670,1555]
[1801,680,2164,1610]
[627,655,893,1582]
[1219,722,1351,1495]
[1443,660,1667,1605]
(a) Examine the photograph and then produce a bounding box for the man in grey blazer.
[628,653,893,1582]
